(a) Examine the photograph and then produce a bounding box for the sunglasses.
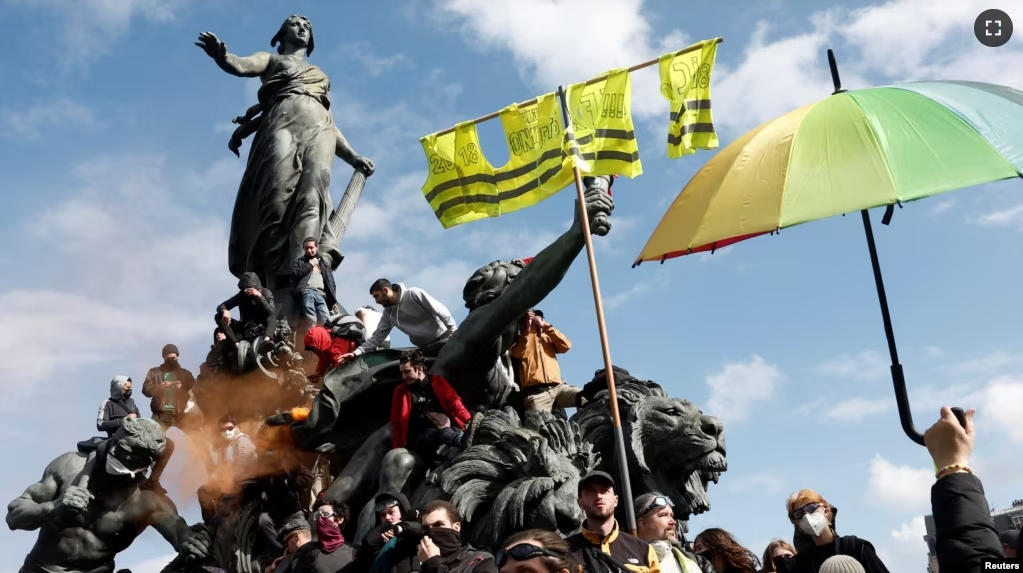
[790,502,823,520]
[495,543,569,568]
[375,499,400,513]
[641,496,674,516]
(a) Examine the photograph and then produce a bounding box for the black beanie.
[162,344,179,357]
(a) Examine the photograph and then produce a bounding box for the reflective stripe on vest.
[564,68,643,178]
[493,92,574,214]
[659,39,719,158]
[421,121,499,228]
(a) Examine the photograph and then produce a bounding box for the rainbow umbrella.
[635,51,1021,445]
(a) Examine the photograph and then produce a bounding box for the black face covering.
[122,389,132,399]
[164,358,179,369]
[424,527,462,556]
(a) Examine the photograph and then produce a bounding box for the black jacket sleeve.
[932,472,1002,573]
[470,555,498,573]
[857,541,891,573]
[97,402,120,433]
[179,368,196,395]
[217,292,244,314]
[141,367,159,398]
[421,556,447,573]
[291,258,312,290]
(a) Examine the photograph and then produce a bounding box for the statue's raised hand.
[195,32,227,61]
[574,175,614,236]
[53,485,93,522]
[179,524,212,561]
[353,155,376,177]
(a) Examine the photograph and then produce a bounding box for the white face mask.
[650,540,672,561]
[799,510,828,537]
[105,454,146,478]
[223,428,237,440]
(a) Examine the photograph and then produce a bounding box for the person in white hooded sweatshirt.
[341,278,457,363]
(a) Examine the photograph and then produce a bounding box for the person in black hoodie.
[354,492,423,573]
[417,500,497,573]
[923,406,1003,572]
[96,375,140,437]
[217,272,278,345]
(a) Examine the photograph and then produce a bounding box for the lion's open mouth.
[679,448,727,516]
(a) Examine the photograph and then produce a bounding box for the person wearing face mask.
[97,376,140,438]
[759,540,796,573]
[292,497,354,573]
[140,344,194,493]
[567,471,662,573]
[691,529,758,573]
[417,500,497,573]
[633,494,704,573]
[785,490,889,573]
[197,415,258,520]
[498,529,582,573]
[353,492,424,573]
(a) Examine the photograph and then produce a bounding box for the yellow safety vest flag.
[493,92,574,214]
[420,121,498,229]
[564,68,643,178]
[659,39,719,158]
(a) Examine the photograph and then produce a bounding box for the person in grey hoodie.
[341,279,457,363]
[96,375,140,437]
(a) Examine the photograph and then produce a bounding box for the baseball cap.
[578,471,615,495]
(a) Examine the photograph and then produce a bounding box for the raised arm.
[354,310,393,356]
[454,176,613,347]
[336,128,376,176]
[195,32,271,78]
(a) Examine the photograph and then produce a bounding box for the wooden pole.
[435,38,724,136]
[556,85,638,536]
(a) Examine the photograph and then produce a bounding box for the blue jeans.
[298,290,330,325]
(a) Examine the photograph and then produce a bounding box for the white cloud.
[705,355,782,423]
[977,375,1023,445]
[923,346,945,358]
[817,350,888,382]
[17,0,185,67]
[603,270,667,311]
[973,205,1023,229]
[339,42,409,76]
[876,516,929,573]
[865,455,932,514]
[436,0,682,119]
[941,351,1022,377]
[725,472,786,495]
[929,201,954,215]
[1,98,97,138]
[825,397,891,423]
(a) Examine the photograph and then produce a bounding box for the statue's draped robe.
[229,64,342,281]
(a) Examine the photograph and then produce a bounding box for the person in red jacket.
[304,325,358,382]
[391,349,475,460]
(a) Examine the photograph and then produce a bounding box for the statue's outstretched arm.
[6,464,60,531]
[195,32,271,78]
[147,493,194,553]
[335,129,375,176]
[458,176,614,345]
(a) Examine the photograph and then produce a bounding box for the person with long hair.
[759,540,795,573]
[498,530,582,573]
[692,529,759,573]
[784,490,889,572]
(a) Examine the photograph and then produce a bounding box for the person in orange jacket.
[390,349,475,461]
[510,309,581,411]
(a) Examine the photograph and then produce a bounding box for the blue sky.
[2,0,1023,571]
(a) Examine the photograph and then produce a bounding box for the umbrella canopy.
[636,81,1023,264]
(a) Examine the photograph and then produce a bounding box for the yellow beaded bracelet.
[935,464,972,479]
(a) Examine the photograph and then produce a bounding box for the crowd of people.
[90,237,1017,573]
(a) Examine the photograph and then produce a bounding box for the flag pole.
[557,85,638,535]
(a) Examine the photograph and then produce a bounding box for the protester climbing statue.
[5,417,210,573]
[195,14,375,303]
